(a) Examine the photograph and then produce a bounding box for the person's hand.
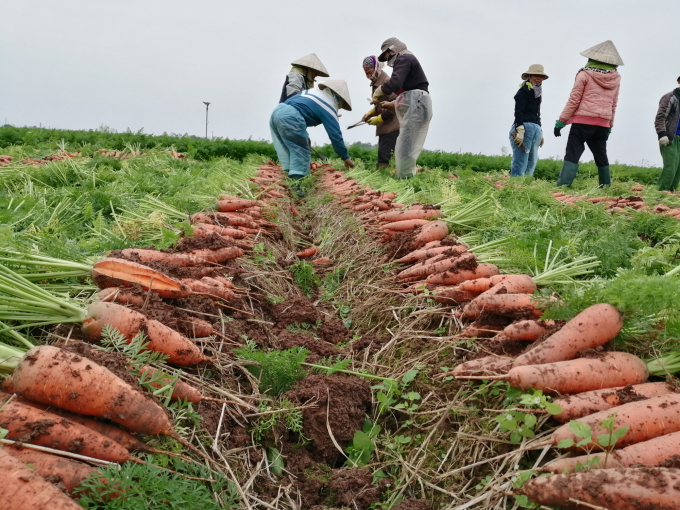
[368,115,384,126]
[660,136,670,147]
[362,109,376,122]
[540,132,545,147]
[554,120,566,137]
[379,100,395,110]
[513,126,525,146]
[344,158,355,169]
[371,87,385,104]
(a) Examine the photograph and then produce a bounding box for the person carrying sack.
[655,76,680,191]
[510,64,549,177]
[554,40,623,187]
[361,55,400,169]
[372,38,432,179]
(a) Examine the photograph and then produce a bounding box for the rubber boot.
[376,162,389,169]
[597,165,611,187]
[289,174,307,198]
[556,161,579,187]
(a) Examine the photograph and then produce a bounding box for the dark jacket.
[513,82,542,128]
[380,53,429,96]
[371,70,400,136]
[655,89,680,141]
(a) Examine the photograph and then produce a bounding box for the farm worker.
[279,53,329,103]
[270,80,355,194]
[510,64,549,177]
[654,76,680,191]
[372,37,432,179]
[361,55,400,169]
[554,40,623,187]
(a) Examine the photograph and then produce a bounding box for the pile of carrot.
[553,191,680,220]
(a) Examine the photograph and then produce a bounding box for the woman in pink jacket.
[554,40,624,187]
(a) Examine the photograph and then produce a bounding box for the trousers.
[509,122,542,177]
[658,136,680,191]
[269,103,310,178]
[377,130,399,166]
[394,90,433,178]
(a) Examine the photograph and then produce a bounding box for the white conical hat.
[291,53,329,77]
[580,40,624,66]
[318,80,352,111]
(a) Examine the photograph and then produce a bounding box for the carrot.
[217,198,260,211]
[461,293,543,320]
[82,301,209,366]
[376,208,443,222]
[137,366,202,403]
[0,447,84,509]
[501,320,552,341]
[430,287,477,305]
[450,355,514,378]
[449,275,502,293]
[121,246,244,267]
[353,202,373,212]
[517,467,680,510]
[211,275,234,288]
[398,252,477,280]
[425,264,500,285]
[92,258,191,299]
[552,393,680,449]
[189,212,215,225]
[541,430,680,473]
[513,303,622,366]
[1,375,14,393]
[12,346,176,436]
[296,246,319,258]
[460,322,506,338]
[381,219,430,232]
[312,257,331,264]
[394,245,468,264]
[371,200,391,210]
[0,396,132,463]
[408,220,449,249]
[474,352,648,394]
[191,223,247,241]
[551,382,674,423]
[3,445,99,495]
[96,288,145,307]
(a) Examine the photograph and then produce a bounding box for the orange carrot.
[296,246,319,258]
[0,396,132,463]
[0,447,84,509]
[451,355,514,378]
[382,219,430,232]
[425,264,500,285]
[376,208,443,222]
[409,220,449,249]
[1,375,14,393]
[217,198,260,211]
[190,223,247,241]
[137,366,202,403]
[542,430,680,473]
[398,252,477,280]
[462,293,543,320]
[13,346,176,436]
[82,301,209,366]
[551,382,675,423]
[501,320,552,341]
[96,288,145,307]
[516,468,680,510]
[430,287,477,305]
[92,258,191,299]
[394,245,467,264]
[312,257,331,264]
[121,246,244,267]
[457,274,509,293]
[513,303,622,366]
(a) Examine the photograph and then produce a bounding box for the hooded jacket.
[371,70,400,136]
[655,89,680,142]
[559,69,621,128]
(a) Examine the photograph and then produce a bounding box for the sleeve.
[655,93,670,137]
[319,109,350,160]
[559,72,587,123]
[285,73,306,98]
[380,57,411,95]
[513,86,528,128]
[610,83,620,129]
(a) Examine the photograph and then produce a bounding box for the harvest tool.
[311,146,327,161]
[347,120,367,130]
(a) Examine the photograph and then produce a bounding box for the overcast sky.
[2,0,678,167]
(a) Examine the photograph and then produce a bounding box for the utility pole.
[203,102,210,139]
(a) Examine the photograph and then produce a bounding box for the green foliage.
[497,387,562,444]
[373,369,420,415]
[345,419,381,467]
[235,341,308,396]
[251,398,305,443]
[557,414,629,470]
[77,460,238,509]
[289,261,321,297]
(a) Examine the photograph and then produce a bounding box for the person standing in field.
[279,53,329,103]
[270,80,355,195]
[554,40,623,187]
[360,56,400,169]
[510,65,549,177]
[655,76,680,192]
[371,38,432,179]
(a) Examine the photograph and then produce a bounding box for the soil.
[276,330,338,362]
[173,233,234,252]
[109,251,216,279]
[659,455,680,468]
[392,499,430,510]
[386,228,420,259]
[270,296,320,328]
[175,294,221,317]
[520,320,567,353]
[328,468,387,510]
[614,384,650,405]
[283,374,371,466]
[317,316,350,344]
[196,400,222,435]
[345,334,390,356]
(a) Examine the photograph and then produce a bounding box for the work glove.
[368,115,384,126]
[379,100,395,110]
[607,128,612,135]
[344,158,355,169]
[513,126,525,146]
[371,86,385,104]
[660,136,670,147]
[362,109,376,122]
[540,132,545,148]
[554,120,566,137]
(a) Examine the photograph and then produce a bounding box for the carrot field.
[2,128,680,510]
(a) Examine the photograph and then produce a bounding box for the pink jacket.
[559,70,621,128]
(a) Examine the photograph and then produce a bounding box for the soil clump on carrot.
[173,233,234,252]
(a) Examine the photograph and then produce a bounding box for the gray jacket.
[655,89,680,141]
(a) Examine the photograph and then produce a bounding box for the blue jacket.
[285,89,350,160]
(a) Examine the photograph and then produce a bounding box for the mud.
[659,455,680,468]
[276,330,338,362]
[345,334,390,356]
[196,400,222,435]
[614,384,650,405]
[173,233,234,252]
[60,341,143,392]
[328,468,387,510]
[284,374,371,465]
[175,294,220,317]
[392,499,430,510]
[271,296,320,328]
[318,316,350,344]
[386,228,419,259]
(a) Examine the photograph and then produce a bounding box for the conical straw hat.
[580,40,624,66]
[291,53,330,77]
[318,80,352,111]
